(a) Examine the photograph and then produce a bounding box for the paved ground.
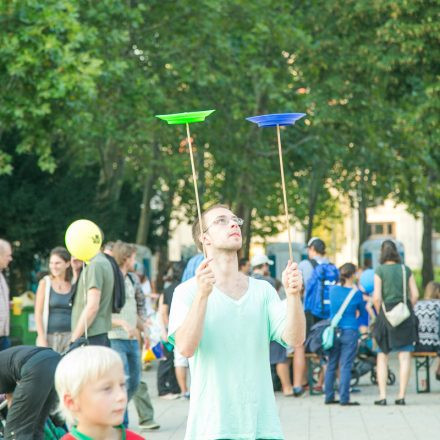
[128,357,440,440]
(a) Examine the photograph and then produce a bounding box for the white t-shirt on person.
[168,276,286,440]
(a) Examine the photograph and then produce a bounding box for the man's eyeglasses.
[203,216,244,233]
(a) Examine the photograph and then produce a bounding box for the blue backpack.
[304,260,339,319]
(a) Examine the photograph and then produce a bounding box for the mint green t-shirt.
[168,277,286,440]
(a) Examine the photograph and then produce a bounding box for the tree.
[371,0,440,286]
[0,0,101,174]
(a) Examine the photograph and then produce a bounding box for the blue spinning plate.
[246,113,306,127]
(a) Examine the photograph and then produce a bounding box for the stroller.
[350,335,396,387]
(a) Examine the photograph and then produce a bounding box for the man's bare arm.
[282,261,306,347]
[71,288,101,341]
[174,259,214,358]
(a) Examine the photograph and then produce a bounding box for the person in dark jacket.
[372,240,419,406]
[0,346,61,439]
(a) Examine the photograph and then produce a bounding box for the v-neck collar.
[213,277,252,305]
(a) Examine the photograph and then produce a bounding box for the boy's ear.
[64,393,80,412]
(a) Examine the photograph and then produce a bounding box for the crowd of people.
[0,238,159,438]
[0,206,440,439]
[235,238,440,407]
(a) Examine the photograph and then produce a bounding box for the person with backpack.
[294,237,339,396]
[70,240,115,347]
[324,263,365,406]
[302,238,339,324]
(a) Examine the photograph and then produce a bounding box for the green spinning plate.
[155,110,215,125]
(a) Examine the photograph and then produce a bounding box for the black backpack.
[104,254,126,313]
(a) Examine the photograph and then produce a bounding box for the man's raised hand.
[196,258,216,298]
[282,260,303,297]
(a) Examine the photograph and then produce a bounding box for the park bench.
[411,352,438,393]
[288,352,322,395]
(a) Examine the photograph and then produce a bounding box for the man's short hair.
[55,346,123,424]
[307,237,326,255]
[191,204,230,251]
[112,240,136,266]
[0,239,11,254]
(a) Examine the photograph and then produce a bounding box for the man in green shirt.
[168,205,306,440]
[71,252,114,346]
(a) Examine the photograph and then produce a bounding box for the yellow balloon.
[65,219,102,262]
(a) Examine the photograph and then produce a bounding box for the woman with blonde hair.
[35,246,73,353]
[414,281,440,380]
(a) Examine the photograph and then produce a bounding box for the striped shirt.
[108,276,137,340]
[0,272,10,336]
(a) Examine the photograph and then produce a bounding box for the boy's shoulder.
[61,429,145,440]
[126,429,146,439]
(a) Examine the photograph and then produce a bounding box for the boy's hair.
[191,204,230,251]
[55,346,123,424]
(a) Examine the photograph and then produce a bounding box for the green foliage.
[0,0,101,173]
[0,0,439,288]
[413,268,440,295]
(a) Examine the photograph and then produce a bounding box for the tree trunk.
[242,205,252,259]
[306,169,321,242]
[357,186,368,265]
[155,244,169,293]
[197,143,205,208]
[135,172,156,245]
[422,209,434,289]
[136,142,160,245]
[236,203,252,259]
[95,140,126,222]
[154,182,177,291]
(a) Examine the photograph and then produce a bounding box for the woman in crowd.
[324,263,364,406]
[373,240,419,406]
[414,281,440,380]
[35,247,73,353]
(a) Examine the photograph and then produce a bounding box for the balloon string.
[186,123,206,257]
[277,124,294,262]
[82,261,88,340]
